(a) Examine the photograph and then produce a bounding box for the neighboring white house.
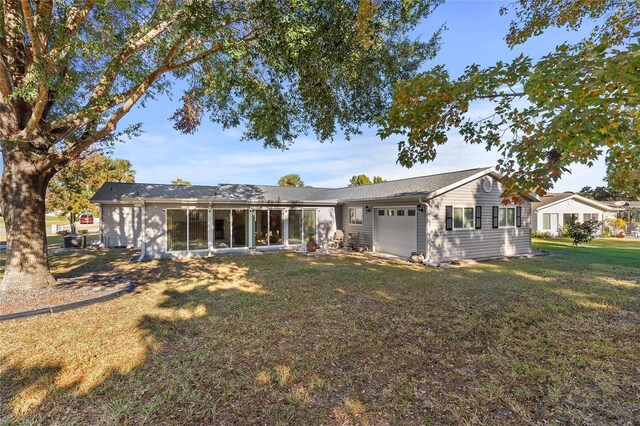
[531,193,620,236]
[91,167,539,262]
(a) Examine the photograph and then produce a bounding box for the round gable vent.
[482,178,493,193]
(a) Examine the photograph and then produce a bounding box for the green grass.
[0,215,70,227]
[0,234,101,275]
[0,238,639,424]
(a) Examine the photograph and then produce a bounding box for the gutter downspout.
[419,198,430,263]
[137,201,146,262]
[99,203,104,246]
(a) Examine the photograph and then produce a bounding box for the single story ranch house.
[91,167,539,262]
[531,192,620,236]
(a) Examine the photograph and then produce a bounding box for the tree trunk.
[0,149,56,292]
[69,213,77,234]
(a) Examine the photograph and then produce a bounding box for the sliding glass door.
[288,210,303,244]
[189,210,208,250]
[168,208,250,252]
[232,209,249,247]
[288,209,317,245]
[254,209,284,246]
[213,209,250,249]
[167,208,318,251]
[303,210,316,242]
[214,210,231,248]
[167,209,207,251]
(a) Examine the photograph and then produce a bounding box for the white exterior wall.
[427,176,532,263]
[533,198,616,236]
[101,204,141,247]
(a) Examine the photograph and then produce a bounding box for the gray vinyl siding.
[417,208,427,254]
[427,176,532,262]
[335,205,343,231]
[341,203,372,248]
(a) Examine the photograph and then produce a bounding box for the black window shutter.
[516,206,522,227]
[445,206,453,231]
[492,206,499,228]
[475,206,482,229]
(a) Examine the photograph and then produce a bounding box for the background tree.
[278,174,304,187]
[578,185,630,201]
[46,154,135,234]
[349,174,372,186]
[0,0,442,291]
[380,0,639,203]
[348,174,385,186]
[171,178,191,185]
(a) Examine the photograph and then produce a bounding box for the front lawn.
[1,239,639,424]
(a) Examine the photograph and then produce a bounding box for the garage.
[373,207,418,257]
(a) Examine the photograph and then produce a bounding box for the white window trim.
[498,206,517,228]
[452,206,475,230]
[348,207,364,226]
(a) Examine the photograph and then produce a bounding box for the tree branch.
[51,66,168,168]
[88,8,182,103]
[0,56,13,99]
[476,92,525,100]
[64,1,95,36]
[19,0,43,59]
[3,0,27,82]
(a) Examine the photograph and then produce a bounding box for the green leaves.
[47,154,136,223]
[277,174,305,187]
[380,0,640,201]
[348,174,384,186]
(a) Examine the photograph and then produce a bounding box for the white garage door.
[374,208,417,257]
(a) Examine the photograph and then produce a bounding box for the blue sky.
[113,0,606,190]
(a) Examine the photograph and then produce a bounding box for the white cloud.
[113,124,606,191]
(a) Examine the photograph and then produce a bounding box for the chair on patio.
[328,230,344,249]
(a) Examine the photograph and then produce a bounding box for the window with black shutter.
[492,206,499,228]
[475,206,482,229]
[516,206,522,227]
[445,206,453,231]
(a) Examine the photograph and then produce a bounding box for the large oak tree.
[380,0,639,203]
[0,0,441,291]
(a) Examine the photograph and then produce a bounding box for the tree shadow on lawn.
[1,252,639,424]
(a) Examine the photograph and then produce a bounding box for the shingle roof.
[307,167,490,201]
[91,167,493,204]
[533,193,624,211]
[90,182,330,203]
[531,192,575,208]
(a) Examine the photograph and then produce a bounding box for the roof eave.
[107,197,338,205]
[535,194,619,211]
[334,195,427,203]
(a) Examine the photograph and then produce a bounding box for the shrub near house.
[566,219,600,245]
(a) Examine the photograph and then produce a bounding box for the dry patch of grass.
[1,239,639,424]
